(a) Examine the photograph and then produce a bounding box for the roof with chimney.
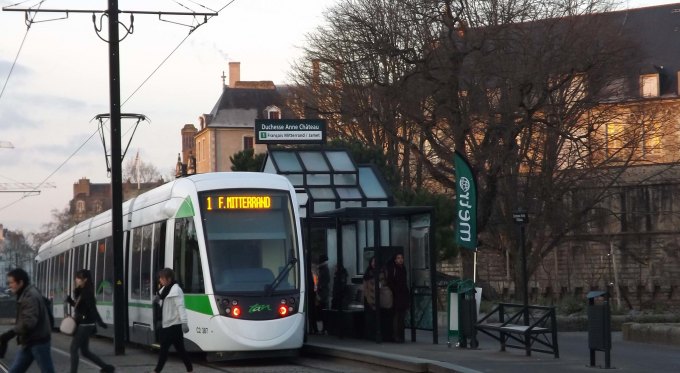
[203,66,296,129]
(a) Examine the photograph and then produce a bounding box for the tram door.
[152,222,167,344]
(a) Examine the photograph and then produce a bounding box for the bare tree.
[122,155,162,184]
[291,0,679,294]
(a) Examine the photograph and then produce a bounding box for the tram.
[35,172,305,360]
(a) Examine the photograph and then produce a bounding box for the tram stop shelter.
[262,148,438,344]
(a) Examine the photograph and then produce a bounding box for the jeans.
[70,324,111,373]
[9,341,55,373]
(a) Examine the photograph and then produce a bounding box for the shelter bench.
[475,302,559,358]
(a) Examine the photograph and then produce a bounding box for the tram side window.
[63,251,71,301]
[173,218,204,293]
[95,240,106,302]
[73,246,79,273]
[153,222,166,276]
[131,228,143,300]
[104,237,114,302]
[89,243,96,272]
[141,225,153,300]
[49,258,55,299]
[56,254,65,304]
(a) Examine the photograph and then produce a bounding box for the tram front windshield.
[200,190,299,294]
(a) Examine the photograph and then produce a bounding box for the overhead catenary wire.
[0,0,46,106]
[0,0,239,214]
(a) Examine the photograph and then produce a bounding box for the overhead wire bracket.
[93,113,149,175]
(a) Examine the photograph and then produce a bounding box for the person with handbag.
[0,268,55,373]
[362,256,391,340]
[65,269,114,373]
[151,268,193,373]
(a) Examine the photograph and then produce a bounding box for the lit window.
[607,122,624,154]
[640,74,659,98]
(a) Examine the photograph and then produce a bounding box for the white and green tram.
[35,172,305,360]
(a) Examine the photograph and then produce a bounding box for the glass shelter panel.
[299,152,329,172]
[325,151,355,172]
[271,151,303,172]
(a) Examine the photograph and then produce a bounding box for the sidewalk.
[304,328,680,373]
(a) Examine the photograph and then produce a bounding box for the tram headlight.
[232,305,242,318]
[278,305,288,317]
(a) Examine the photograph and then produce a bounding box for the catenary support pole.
[108,0,126,355]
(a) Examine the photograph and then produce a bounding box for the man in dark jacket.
[0,268,55,373]
[387,253,409,343]
[316,254,330,333]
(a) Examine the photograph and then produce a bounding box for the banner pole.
[473,249,477,283]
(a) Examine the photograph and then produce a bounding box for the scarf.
[158,281,176,300]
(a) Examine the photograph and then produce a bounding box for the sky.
[0,0,336,233]
[0,0,675,235]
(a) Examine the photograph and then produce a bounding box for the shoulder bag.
[60,296,79,335]
[59,316,77,335]
[379,284,393,309]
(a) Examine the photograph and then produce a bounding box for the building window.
[606,122,624,155]
[94,200,103,213]
[243,136,254,150]
[640,74,659,98]
[265,105,281,119]
[76,200,86,213]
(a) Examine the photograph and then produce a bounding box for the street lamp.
[512,208,529,325]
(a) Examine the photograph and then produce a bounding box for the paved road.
[0,327,391,373]
[308,328,680,373]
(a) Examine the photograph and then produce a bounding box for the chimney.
[229,62,240,87]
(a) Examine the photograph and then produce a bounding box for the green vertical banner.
[454,151,477,250]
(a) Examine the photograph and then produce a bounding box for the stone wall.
[437,234,680,312]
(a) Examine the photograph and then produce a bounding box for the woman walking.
[66,269,114,373]
[151,268,193,373]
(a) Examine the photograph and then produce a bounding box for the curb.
[622,322,680,346]
[302,343,481,373]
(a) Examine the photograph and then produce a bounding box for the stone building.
[70,177,164,224]
[454,4,680,311]
[186,62,295,173]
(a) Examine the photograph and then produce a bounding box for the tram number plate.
[196,327,209,334]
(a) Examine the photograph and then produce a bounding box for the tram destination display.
[205,195,273,210]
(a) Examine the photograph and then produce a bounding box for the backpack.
[42,296,55,329]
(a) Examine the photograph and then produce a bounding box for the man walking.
[0,268,55,373]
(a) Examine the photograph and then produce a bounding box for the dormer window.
[265,106,281,119]
[640,74,659,97]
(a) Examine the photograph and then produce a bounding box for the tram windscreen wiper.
[265,257,298,296]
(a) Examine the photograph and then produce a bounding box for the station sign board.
[255,119,326,145]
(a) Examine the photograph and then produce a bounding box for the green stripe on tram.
[184,295,212,315]
[176,197,195,218]
[99,295,212,314]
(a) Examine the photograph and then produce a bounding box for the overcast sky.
[0,0,675,235]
